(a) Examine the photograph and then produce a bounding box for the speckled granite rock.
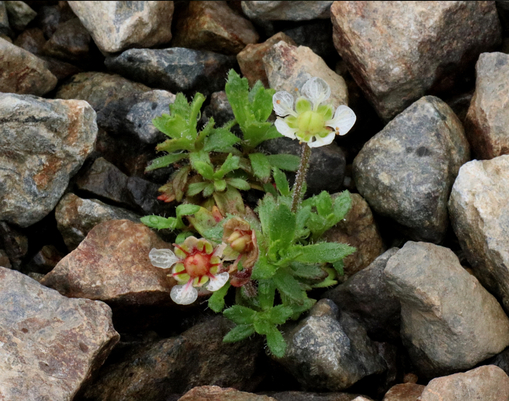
[331,1,501,121]
[4,1,37,31]
[41,219,175,306]
[382,383,424,401]
[68,1,174,54]
[448,155,509,313]
[179,386,275,401]
[0,38,57,95]
[0,93,97,227]
[172,1,258,55]
[0,266,119,400]
[464,52,509,159]
[385,241,509,378]
[241,1,332,20]
[353,96,470,243]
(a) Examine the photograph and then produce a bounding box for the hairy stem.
[291,143,311,213]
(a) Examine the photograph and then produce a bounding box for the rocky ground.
[1,1,509,400]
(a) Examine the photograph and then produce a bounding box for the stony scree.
[0,266,119,400]
[331,1,501,121]
[353,96,470,243]
[0,37,57,95]
[384,241,509,378]
[68,1,174,54]
[55,192,141,251]
[241,1,333,21]
[42,17,92,64]
[381,383,424,401]
[448,155,509,314]
[464,52,509,159]
[0,93,97,227]
[41,219,175,306]
[4,0,37,31]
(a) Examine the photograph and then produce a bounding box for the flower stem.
[291,143,311,213]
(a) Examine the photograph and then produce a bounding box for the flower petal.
[171,282,198,305]
[275,118,297,139]
[308,132,336,148]
[206,272,230,292]
[149,248,180,269]
[301,77,330,109]
[273,91,296,117]
[213,242,227,258]
[326,105,356,136]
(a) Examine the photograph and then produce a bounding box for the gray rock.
[0,2,10,36]
[465,52,509,159]
[283,20,336,62]
[81,316,265,400]
[55,193,141,251]
[68,1,174,54]
[0,93,97,227]
[179,386,276,401]
[0,221,28,270]
[323,248,400,341]
[42,17,92,64]
[96,89,176,144]
[259,137,346,195]
[384,241,509,378]
[419,365,509,401]
[24,244,63,275]
[276,299,386,391]
[0,267,119,400]
[35,2,76,39]
[55,71,150,113]
[263,41,349,109]
[241,1,333,20]
[13,27,46,55]
[269,392,364,401]
[353,96,470,243]
[0,38,57,95]
[448,155,509,313]
[4,1,36,31]
[331,2,501,121]
[201,91,235,128]
[105,47,237,96]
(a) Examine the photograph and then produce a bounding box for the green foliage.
[140,204,201,230]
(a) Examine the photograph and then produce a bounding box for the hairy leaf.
[223,324,255,342]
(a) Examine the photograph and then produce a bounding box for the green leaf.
[253,315,273,335]
[203,127,241,152]
[223,305,256,325]
[226,178,251,191]
[273,268,307,303]
[272,167,290,196]
[215,154,240,179]
[187,181,209,197]
[258,279,276,310]
[214,179,227,192]
[312,267,338,288]
[251,81,275,122]
[145,153,187,172]
[176,204,201,217]
[248,153,272,182]
[208,282,231,312]
[225,70,252,128]
[203,183,215,197]
[268,203,296,254]
[266,154,300,172]
[156,138,195,153]
[315,191,333,217]
[223,324,256,343]
[287,243,356,264]
[152,114,188,140]
[193,161,215,180]
[189,93,206,129]
[243,122,280,149]
[170,93,192,120]
[263,182,277,197]
[140,215,177,230]
[290,262,325,279]
[332,259,344,276]
[295,205,311,233]
[282,296,316,319]
[334,191,352,221]
[252,256,278,280]
[175,231,194,244]
[265,326,287,358]
[267,305,294,325]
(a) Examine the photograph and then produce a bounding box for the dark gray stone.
[241,1,333,21]
[322,248,400,341]
[268,392,364,401]
[0,2,10,36]
[201,91,235,128]
[0,222,28,270]
[105,47,237,96]
[276,299,386,391]
[42,17,91,63]
[283,20,336,63]
[4,1,37,31]
[34,2,76,39]
[353,96,470,243]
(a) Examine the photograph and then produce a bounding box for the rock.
[263,41,349,109]
[0,93,97,227]
[322,193,385,278]
[4,1,37,31]
[382,383,424,401]
[42,17,92,63]
[0,222,28,270]
[39,55,82,81]
[276,299,386,391]
[34,2,76,39]
[353,96,470,243]
[448,155,509,312]
[0,249,10,268]
[0,2,10,36]
[68,1,174,54]
[259,137,346,195]
[55,193,141,251]
[269,391,365,401]
[96,89,176,144]
[41,219,175,306]
[384,241,509,378]
[0,266,119,400]
[55,71,150,113]
[0,38,57,95]
[81,316,265,400]
[464,52,509,159]
[171,1,259,55]
[331,1,502,121]
[24,244,63,274]
[201,91,235,128]
[322,248,400,341]
[283,20,336,63]
[419,365,509,401]
[13,27,46,55]
[105,47,237,96]
[179,386,275,401]
[237,32,296,88]
[241,1,332,20]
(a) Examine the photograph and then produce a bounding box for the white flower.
[272,77,356,148]
[149,237,229,305]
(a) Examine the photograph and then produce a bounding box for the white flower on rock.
[149,237,228,305]
[273,77,356,147]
